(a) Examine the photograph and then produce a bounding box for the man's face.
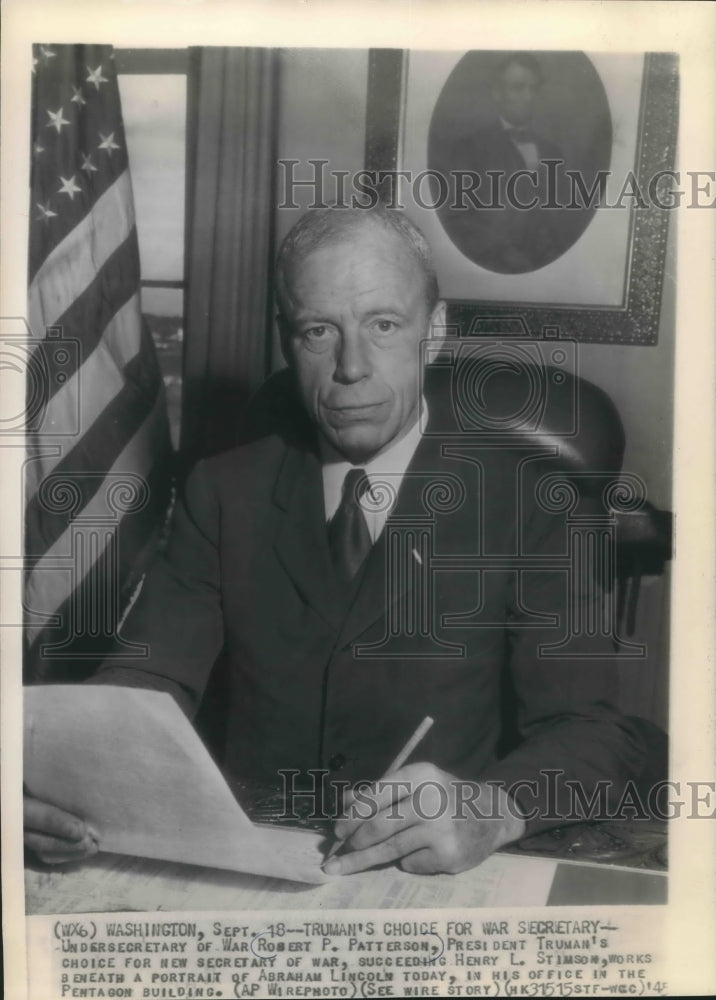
[494,62,541,127]
[279,226,445,463]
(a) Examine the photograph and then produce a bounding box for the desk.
[504,818,668,871]
[26,821,666,914]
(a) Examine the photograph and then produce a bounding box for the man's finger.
[398,849,436,875]
[341,801,421,852]
[337,762,439,842]
[324,824,427,876]
[24,830,98,863]
[33,852,88,866]
[23,796,87,842]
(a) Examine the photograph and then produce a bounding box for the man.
[24,207,647,875]
[436,53,576,273]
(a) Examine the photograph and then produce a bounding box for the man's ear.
[426,300,448,363]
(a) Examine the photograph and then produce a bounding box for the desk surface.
[26,821,667,915]
[504,818,668,871]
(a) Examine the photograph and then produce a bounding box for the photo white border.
[2,2,714,998]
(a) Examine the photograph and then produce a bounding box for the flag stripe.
[28,170,135,334]
[29,232,142,414]
[25,292,144,499]
[25,389,170,642]
[25,328,165,565]
[27,461,172,679]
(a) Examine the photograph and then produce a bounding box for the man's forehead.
[284,229,424,295]
[284,276,423,324]
[500,62,540,85]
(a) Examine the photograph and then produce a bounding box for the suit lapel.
[272,442,344,630]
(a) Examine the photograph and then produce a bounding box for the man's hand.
[323,763,526,876]
[24,795,99,865]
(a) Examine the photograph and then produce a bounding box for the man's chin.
[324,427,389,465]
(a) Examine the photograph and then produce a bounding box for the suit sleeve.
[92,461,224,718]
[480,487,648,834]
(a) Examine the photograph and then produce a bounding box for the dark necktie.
[328,468,372,582]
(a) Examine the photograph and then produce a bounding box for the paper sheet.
[25,848,559,914]
[23,685,330,884]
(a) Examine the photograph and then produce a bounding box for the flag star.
[40,46,56,61]
[33,141,45,156]
[86,64,108,90]
[36,201,58,221]
[80,152,98,174]
[46,107,70,133]
[71,86,87,106]
[58,174,82,200]
[98,131,120,154]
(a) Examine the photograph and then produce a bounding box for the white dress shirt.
[500,116,539,171]
[320,405,426,543]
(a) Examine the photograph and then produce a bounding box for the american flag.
[25,43,172,681]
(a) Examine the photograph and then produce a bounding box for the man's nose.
[334,329,371,384]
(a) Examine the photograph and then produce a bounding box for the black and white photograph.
[428,49,612,274]
[392,48,676,339]
[1,2,715,999]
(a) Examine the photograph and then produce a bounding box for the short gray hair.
[275,206,440,314]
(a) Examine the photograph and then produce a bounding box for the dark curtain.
[181,47,279,468]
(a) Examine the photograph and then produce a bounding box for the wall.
[577,230,675,512]
[274,48,369,243]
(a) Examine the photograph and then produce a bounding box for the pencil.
[324,715,434,863]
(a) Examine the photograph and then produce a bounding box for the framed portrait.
[365,50,679,344]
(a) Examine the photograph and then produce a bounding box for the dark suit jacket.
[436,122,576,274]
[96,368,647,832]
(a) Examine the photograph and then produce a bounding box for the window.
[116,49,188,450]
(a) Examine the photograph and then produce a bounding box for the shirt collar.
[320,400,427,521]
[500,115,533,136]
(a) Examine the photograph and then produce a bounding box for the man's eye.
[297,325,337,352]
[374,320,397,334]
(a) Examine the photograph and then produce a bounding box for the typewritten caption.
[27,910,669,999]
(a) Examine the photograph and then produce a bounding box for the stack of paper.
[23,685,331,884]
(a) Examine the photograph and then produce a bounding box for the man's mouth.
[323,402,387,425]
